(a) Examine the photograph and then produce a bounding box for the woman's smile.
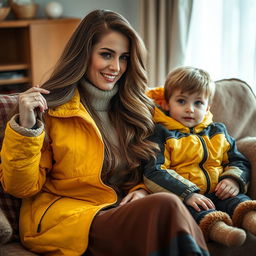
[86,31,129,90]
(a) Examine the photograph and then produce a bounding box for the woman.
[0,10,209,256]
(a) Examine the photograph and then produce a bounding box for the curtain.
[184,0,256,92]
[139,0,256,92]
[139,0,194,87]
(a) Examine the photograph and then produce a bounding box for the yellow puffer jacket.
[0,89,144,256]
[144,87,250,200]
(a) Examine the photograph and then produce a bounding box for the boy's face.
[167,89,210,128]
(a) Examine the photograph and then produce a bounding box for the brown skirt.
[84,193,209,256]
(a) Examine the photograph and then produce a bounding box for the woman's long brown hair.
[41,10,158,189]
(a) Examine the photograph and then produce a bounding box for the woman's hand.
[185,193,215,212]
[18,86,50,128]
[215,178,239,200]
[120,189,149,206]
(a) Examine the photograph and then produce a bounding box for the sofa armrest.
[236,137,256,199]
[0,208,12,245]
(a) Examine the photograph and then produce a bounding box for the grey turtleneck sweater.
[80,79,120,148]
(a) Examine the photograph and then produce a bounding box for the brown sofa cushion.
[0,94,21,242]
[0,94,18,149]
[212,78,256,139]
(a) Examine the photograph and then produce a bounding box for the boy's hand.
[215,178,239,200]
[185,193,215,212]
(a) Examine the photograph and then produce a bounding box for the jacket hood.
[147,87,213,133]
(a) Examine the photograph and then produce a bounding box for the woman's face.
[87,31,130,91]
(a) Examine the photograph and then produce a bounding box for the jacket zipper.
[197,136,211,194]
[190,128,211,194]
[37,197,62,233]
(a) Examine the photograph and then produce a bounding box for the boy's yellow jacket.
[144,87,250,200]
[0,89,145,256]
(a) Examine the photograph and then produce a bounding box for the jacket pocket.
[37,196,62,233]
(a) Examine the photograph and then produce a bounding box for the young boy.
[144,66,256,247]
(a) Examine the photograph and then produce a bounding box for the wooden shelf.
[0,18,80,28]
[0,77,29,85]
[0,18,80,92]
[0,63,29,71]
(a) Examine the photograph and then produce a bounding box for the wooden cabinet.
[0,18,80,93]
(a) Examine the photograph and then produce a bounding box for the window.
[184,0,256,92]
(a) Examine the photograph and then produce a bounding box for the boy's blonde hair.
[164,66,216,105]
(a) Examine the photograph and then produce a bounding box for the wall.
[34,0,139,30]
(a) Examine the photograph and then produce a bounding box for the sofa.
[0,78,256,255]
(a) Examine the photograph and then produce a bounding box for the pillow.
[0,206,13,244]
[212,79,256,140]
[0,94,21,241]
[0,94,18,149]
[0,185,21,242]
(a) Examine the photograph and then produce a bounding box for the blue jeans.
[186,193,251,224]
